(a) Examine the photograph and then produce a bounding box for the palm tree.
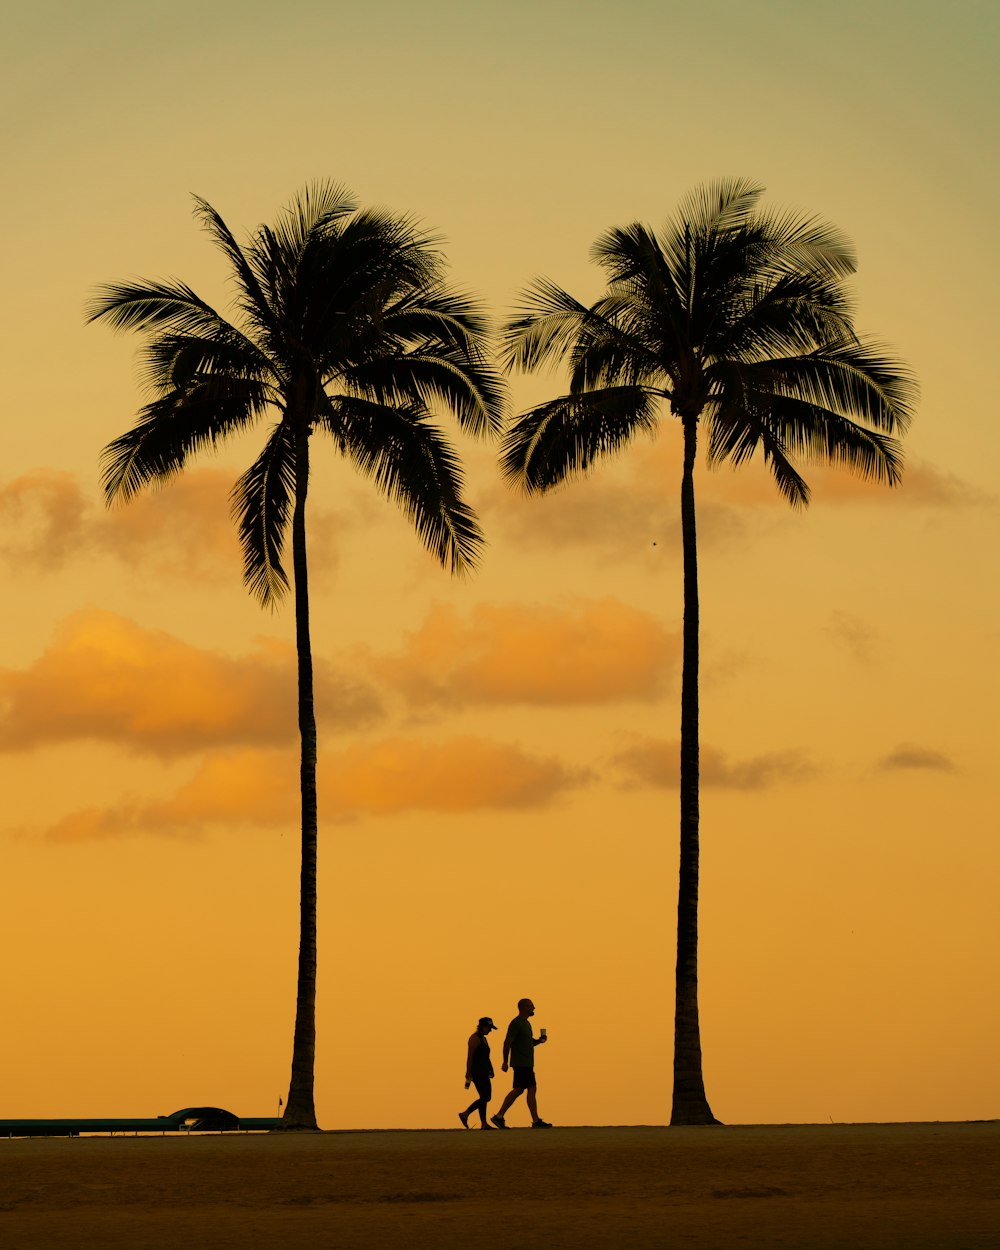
[89,183,503,1129]
[500,179,915,1125]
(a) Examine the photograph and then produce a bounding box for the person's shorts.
[512,1066,536,1089]
[472,1075,492,1100]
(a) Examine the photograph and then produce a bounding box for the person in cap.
[491,997,551,1128]
[459,1017,498,1129]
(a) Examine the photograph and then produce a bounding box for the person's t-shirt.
[506,1016,534,1067]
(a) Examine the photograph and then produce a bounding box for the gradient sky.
[2,0,997,1129]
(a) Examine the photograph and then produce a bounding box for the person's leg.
[492,1085,523,1125]
[526,1078,551,1126]
[475,1078,492,1126]
[526,1086,539,1121]
[497,1085,523,1117]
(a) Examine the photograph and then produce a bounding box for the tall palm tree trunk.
[670,413,718,1126]
[282,426,320,1130]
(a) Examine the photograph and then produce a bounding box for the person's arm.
[501,1025,513,1071]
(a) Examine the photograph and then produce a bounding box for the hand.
[537,1035,547,1043]
[501,1062,508,1072]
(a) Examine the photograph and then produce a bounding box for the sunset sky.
[2,0,997,1130]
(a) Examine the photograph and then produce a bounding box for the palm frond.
[384,287,493,348]
[742,342,917,433]
[100,378,268,504]
[230,422,295,606]
[140,330,275,396]
[260,206,445,365]
[500,386,660,492]
[502,279,594,373]
[321,396,484,575]
[673,178,765,238]
[503,280,666,388]
[346,350,505,440]
[753,205,857,280]
[345,286,505,439]
[591,224,691,358]
[758,396,907,485]
[566,291,671,391]
[307,208,442,324]
[710,271,856,363]
[268,180,358,256]
[86,279,232,339]
[384,288,498,372]
[705,399,811,506]
[191,196,280,340]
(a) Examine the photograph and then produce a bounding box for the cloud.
[369,599,679,709]
[321,736,583,817]
[612,737,816,791]
[38,737,583,840]
[482,448,679,560]
[0,611,380,756]
[482,426,982,563]
[826,611,878,664]
[42,750,298,842]
[97,469,247,578]
[0,470,90,570]
[809,460,982,508]
[876,743,957,773]
[482,435,744,558]
[0,468,345,582]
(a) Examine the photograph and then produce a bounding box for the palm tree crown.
[501,178,915,1125]
[503,177,911,500]
[92,181,503,592]
[89,183,504,1128]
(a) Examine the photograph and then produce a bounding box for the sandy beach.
[2,1121,997,1249]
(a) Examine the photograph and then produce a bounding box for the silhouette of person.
[491,998,551,1128]
[459,1017,497,1129]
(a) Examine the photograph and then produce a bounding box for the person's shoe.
[490,1114,508,1129]
[480,1122,495,1130]
[458,1111,470,1129]
[531,1119,553,1128]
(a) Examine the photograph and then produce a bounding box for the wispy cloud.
[41,750,298,842]
[0,470,90,570]
[612,736,817,791]
[0,611,380,756]
[826,611,878,664]
[482,431,982,563]
[368,599,679,709]
[807,460,982,508]
[0,468,346,582]
[877,743,957,773]
[483,445,678,560]
[37,737,585,840]
[321,736,585,817]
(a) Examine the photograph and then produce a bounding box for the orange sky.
[2,0,998,1129]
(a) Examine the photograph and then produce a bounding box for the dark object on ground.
[0,1106,282,1137]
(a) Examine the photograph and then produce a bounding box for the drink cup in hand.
[540,1027,547,1041]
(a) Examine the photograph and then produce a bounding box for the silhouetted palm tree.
[501,179,915,1125]
[89,183,503,1129]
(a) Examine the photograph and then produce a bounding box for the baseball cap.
[478,1017,497,1031]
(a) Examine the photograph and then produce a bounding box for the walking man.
[459,1017,497,1129]
[491,998,551,1129]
